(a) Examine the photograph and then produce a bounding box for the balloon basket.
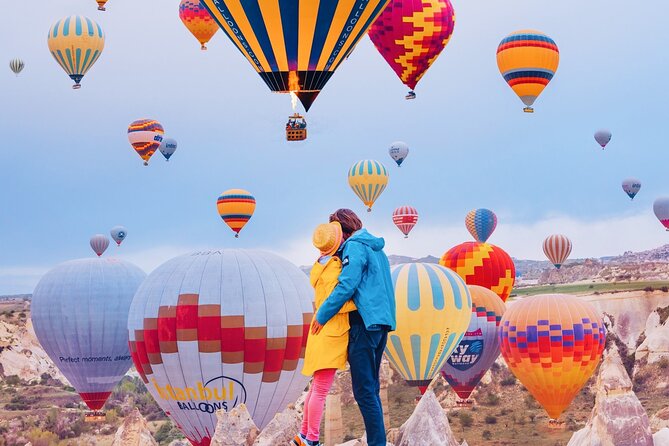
[85,411,106,422]
[523,107,534,113]
[404,235,408,239]
[547,419,565,429]
[456,399,473,407]
[235,234,239,238]
[143,161,148,166]
[72,84,82,90]
[201,45,207,51]
[98,6,106,11]
[367,208,372,213]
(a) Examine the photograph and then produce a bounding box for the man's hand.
[311,319,324,335]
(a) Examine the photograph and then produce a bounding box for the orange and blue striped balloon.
[217,189,256,237]
[465,209,497,243]
[348,160,389,212]
[496,30,559,113]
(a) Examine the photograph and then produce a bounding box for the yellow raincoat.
[302,256,356,376]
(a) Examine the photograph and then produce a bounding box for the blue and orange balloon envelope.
[499,294,606,420]
[199,0,389,111]
[368,0,456,97]
[440,242,515,302]
[496,30,559,112]
[465,209,497,243]
[441,285,506,402]
[217,189,256,237]
[385,263,472,394]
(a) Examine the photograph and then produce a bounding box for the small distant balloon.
[217,189,256,237]
[47,16,105,89]
[622,178,641,200]
[110,226,127,246]
[465,209,497,243]
[9,58,24,75]
[128,119,164,166]
[95,0,108,11]
[159,138,177,161]
[543,234,572,269]
[348,160,389,212]
[388,142,409,167]
[90,234,110,257]
[393,206,418,238]
[653,197,669,231]
[594,130,612,149]
[179,0,219,50]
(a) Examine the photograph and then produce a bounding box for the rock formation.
[393,390,464,446]
[253,404,302,446]
[210,404,260,446]
[636,306,669,364]
[651,407,669,431]
[653,428,669,445]
[111,408,158,446]
[567,345,653,446]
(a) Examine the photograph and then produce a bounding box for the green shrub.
[485,415,497,424]
[459,412,473,430]
[482,430,493,440]
[485,393,500,406]
[500,376,516,386]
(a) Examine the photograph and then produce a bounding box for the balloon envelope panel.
[31,258,146,410]
[128,250,313,446]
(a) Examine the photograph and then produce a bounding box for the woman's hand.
[311,319,324,335]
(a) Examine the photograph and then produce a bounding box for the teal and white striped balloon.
[347,160,389,212]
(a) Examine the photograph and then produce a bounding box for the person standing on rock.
[294,221,358,446]
[311,209,396,446]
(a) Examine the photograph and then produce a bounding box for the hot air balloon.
[440,242,515,302]
[594,130,612,149]
[9,58,24,75]
[653,197,669,231]
[90,234,110,257]
[499,294,605,420]
[543,234,572,269]
[369,0,455,100]
[385,263,472,394]
[441,286,506,403]
[47,16,105,89]
[348,160,389,212]
[110,226,128,246]
[128,119,164,166]
[465,209,497,243]
[95,0,108,11]
[496,30,559,113]
[179,0,219,50]
[388,141,409,167]
[217,189,256,237]
[128,250,312,444]
[393,206,418,238]
[199,0,389,112]
[32,258,146,412]
[622,178,641,200]
[159,138,178,161]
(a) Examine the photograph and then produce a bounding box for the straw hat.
[312,222,343,257]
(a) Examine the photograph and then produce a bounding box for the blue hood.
[347,229,385,251]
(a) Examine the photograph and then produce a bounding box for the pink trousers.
[301,368,337,442]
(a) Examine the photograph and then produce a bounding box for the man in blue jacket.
[311,209,396,446]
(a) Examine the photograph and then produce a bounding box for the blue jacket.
[316,229,396,331]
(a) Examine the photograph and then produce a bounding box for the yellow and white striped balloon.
[47,16,105,89]
[347,160,389,212]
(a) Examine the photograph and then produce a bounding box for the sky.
[1,0,668,294]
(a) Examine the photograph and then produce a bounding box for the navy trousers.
[348,323,388,446]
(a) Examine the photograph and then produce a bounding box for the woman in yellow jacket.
[294,222,356,446]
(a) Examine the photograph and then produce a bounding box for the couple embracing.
[293,209,396,446]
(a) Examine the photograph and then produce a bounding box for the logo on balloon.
[447,338,484,371]
[152,375,247,414]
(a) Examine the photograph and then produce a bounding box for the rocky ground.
[0,286,668,445]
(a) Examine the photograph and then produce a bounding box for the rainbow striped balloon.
[393,206,418,238]
[127,119,165,166]
[217,189,256,238]
[543,234,572,269]
[179,0,219,50]
[465,209,497,243]
[47,16,105,89]
[496,30,559,112]
[348,160,389,212]
[385,263,472,394]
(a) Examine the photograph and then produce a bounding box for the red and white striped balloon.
[543,234,572,269]
[90,234,110,257]
[393,206,418,238]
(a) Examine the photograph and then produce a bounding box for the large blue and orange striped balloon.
[368,0,456,96]
[465,209,497,243]
[47,16,105,89]
[217,189,256,238]
[385,263,472,394]
[496,30,559,113]
[199,0,390,111]
[348,160,389,212]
